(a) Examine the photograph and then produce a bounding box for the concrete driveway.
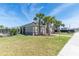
[58,32,79,56]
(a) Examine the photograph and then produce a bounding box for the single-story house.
[20,22,54,35]
[60,27,76,33]
[0,28,10,36]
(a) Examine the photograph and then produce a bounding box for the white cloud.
[48,3,74,16]
[21,4,44,22]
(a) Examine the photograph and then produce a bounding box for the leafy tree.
[0,25,4,28]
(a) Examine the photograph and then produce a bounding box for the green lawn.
[0,34,71,56]
[54,32,73,36]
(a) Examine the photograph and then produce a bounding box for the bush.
[10,28,17,36]
[60,30,75,33]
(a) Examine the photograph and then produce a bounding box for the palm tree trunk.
[38,19,41,35]
[46,23,50,35]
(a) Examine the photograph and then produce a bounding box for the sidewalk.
[58,32,79,56]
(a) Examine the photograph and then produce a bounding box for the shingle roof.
[22,22,46,27]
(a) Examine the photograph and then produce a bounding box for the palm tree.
[53,19,63,32]
[61,23,65,27]
[33,13,44,35]
[43,16,54,35]
[44,17,64,33]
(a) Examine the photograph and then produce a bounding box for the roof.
[22,22,46,27]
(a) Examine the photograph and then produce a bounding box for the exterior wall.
[24,26,33,35]
[21,25,47,35]
[20,23,54,35]
[22,26,39,35]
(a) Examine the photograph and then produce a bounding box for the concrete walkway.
[58,32,79,56]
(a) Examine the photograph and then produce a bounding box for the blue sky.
[0,3,79,28]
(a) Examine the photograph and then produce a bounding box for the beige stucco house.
[20,22,54,35]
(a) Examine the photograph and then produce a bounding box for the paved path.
[58,32,79,56]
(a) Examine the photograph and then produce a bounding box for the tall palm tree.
[61,23,65,27]
[43,16,54,35]
[53,19,63,32]
[43,16,64,34]
[33,13,44,35]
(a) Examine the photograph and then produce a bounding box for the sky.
[0,3,79,28]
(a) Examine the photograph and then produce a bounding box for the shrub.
[60,30,75,33]
[10,28,17,36]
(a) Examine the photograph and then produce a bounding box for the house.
[20,22,54,35]
[60,27,76,33]
[0,28,10,36]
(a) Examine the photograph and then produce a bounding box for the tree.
[53,19,63,32]
[43,16,55,35]
[33,13,64,35]
[0,25,4,28]
[61,23,65,27]
[10,28,17,36]
[33,13,44,35]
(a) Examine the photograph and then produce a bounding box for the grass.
[59,32,73,36]
[54,32,74,36]
[0,34,71,56]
